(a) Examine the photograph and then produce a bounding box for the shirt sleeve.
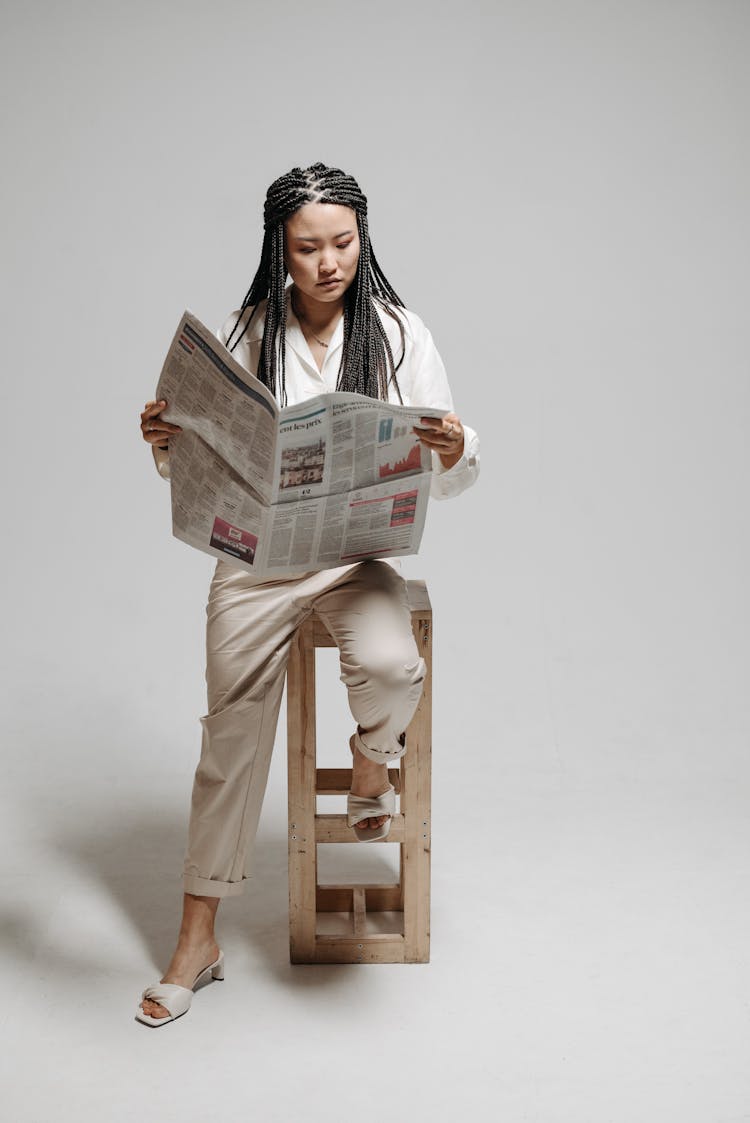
[406,313,480,501]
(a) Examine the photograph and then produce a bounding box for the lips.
[318,278,340,286]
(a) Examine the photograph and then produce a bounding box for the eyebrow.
[294,230,354,242]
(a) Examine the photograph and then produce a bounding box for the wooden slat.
[316,884,403,912]
[352,888,366,935]
[315,813,405,843]
[292,935,407,964]
[316,766,401,795]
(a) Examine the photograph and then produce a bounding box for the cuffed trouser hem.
[183,873,249,898]
[352,728,408,765]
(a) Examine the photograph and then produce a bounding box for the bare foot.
[349,737,395,831]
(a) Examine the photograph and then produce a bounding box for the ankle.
[176,925,217,946]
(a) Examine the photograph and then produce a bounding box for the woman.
[136,162,480,1025]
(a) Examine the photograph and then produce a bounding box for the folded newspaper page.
[154,310,447,577]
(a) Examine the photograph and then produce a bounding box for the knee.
[340,650,426,692]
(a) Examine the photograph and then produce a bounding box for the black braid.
[224,162,406,406]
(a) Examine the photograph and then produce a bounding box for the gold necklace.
[291,291,335,348]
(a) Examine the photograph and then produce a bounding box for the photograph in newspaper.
[274,403,330,502]
[279,437,326,490]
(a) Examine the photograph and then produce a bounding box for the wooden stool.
[286,579,432,964]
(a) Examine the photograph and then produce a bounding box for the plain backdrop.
[1,1,748,1120]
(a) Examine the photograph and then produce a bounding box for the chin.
[318,284,353,301]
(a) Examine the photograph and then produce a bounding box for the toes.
[140,1000,169,1019]
[353,813,390,830]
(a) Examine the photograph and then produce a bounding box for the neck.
[291,285,344,333]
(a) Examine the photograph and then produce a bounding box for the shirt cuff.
[152,445,171,480]
[429,424,480,500]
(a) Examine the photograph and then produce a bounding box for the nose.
[319,249,336,276]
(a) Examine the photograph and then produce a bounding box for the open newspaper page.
[155,312,279,569]
[264,393,444,574]
[153,311,446,577]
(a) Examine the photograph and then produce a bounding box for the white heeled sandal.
[135,949,225,1027]
[347,736,396,842]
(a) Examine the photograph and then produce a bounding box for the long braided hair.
[224,162,407,406]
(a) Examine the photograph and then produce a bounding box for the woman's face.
[284,202,360,304]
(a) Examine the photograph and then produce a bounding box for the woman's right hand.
[140,399,182,450]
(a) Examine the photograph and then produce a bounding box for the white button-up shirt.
[153,287,480,499]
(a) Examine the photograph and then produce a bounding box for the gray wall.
[4,0,745,776]
[1,2,748,1115]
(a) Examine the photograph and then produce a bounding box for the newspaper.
[154,310,448,577]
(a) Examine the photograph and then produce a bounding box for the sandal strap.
[347,786,395,827]
[140,982,193,1018]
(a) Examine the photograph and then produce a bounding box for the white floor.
[2,697,748,1123]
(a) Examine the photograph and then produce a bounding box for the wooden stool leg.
[402,601,432,963]
[287,621,317,964]
[287,580,432,965]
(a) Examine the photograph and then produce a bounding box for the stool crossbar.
[286,578,432,964]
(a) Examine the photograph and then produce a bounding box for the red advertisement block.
[210,516,258,565]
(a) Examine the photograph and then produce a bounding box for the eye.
[337,241,353,249]
[299,248,315,254]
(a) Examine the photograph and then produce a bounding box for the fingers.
[142,425,181,446]
[413,429,453,451]
[140,398,182,445]
[416,416,444,431]
[141,398,166,421]
[412,412,464,452]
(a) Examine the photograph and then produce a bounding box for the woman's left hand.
[413,412,465,470]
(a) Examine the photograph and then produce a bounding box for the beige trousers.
[182,557,426,897]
